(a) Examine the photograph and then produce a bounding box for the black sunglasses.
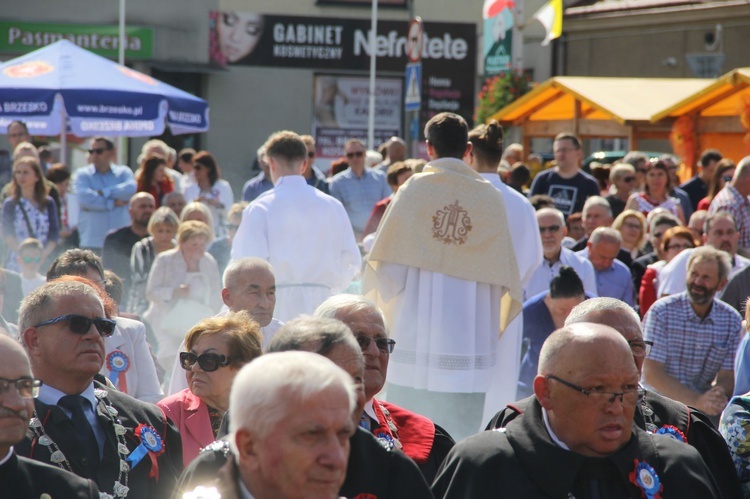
[355,335,396,354]
[307,151,315,158]
[180,352,233,372]
[87,148,109,155]
[346,151,365,159]
[33,314,116,337]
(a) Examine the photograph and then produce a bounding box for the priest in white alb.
[363,112,523,440]
[231,130,361,321]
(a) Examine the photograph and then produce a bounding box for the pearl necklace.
[28,388,131,499]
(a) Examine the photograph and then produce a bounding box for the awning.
[490,76,715,126]
[651,67,750,121]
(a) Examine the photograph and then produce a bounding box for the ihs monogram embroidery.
[432,200,472,245]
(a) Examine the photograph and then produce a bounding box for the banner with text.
[210,11,476,134]
[312,75,402,161]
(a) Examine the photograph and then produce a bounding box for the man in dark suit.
[435,323,719,498]
[0,332,100,498]
[15,279,183,499]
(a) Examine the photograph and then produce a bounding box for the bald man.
[102,192,156,299]
[488,297,743,499]
[0,334,101,497]
[433,323,719,498]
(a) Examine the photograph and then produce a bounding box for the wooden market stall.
[651,68,750,173]
[489,76,714,163]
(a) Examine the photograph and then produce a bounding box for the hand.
[696,387,728,416]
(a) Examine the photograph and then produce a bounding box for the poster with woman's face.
[210,11,265,65]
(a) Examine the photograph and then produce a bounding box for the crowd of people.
[2,114,750,498]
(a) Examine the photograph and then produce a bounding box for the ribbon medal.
[126,424,165,480]
[654,424,686,443]
[629,459,663,499]
[106,351,130,393]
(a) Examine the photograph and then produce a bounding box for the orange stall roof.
[651,68,750,121]
[490,76,714,125]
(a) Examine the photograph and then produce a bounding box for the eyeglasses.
[623,222,642,230]
[22,256,41,264]
[346,151,365,159]
[355,335,396,354]
[652,232,664,239]
[180,352,233,372]
[307,151,315,158]
[545,374,640,406]
[622,176,636,183]
[193,164,204,170]
[33,314,116,337]
[723,175,733,182]
[0,377,42,398]
[628,339,653,358]
[87,148,109,155]
[539,225,561,234]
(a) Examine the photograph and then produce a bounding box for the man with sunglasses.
[434,323,719,498]
[232,131,360,322]
[489,297,743,498]
[15,280,184,498]
[523,207,597,300]
[300,134,330,194]
[329,138,390,240]
[73,136,136,252]
[0,333,102,497]
[314,294,455,483]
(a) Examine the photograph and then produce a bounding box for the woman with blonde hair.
[612,209,647,261]
[144,220,222,370]
[180,201,215,235]
[1,156,59,271]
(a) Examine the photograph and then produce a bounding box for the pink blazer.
[157,388,215,466]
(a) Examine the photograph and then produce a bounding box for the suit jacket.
[101,316,163,404]
[157,388,214,466]
[435,398,719,498]
[487,394,741,499]
[0,451,100,499]
[16,379,184,499]
[174,428,433,499]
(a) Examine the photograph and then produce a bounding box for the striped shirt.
[644,292,741,393]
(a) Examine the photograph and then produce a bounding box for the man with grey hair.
[15,280,183,498]
[232,131,361,321]
[658,210,750,296]
[176,316,432,499]
[605,163,636,219]
[578,227,633,305]
[524,207,596,299]
[622,150,650,190]
[487,296,743,499]
[227,351,356,499]
[570,196,632,267]
[709,155,750,254]
[242,145,273,202]
[314,294,455,483]
[644,246,741,417]
[436,323,719,498]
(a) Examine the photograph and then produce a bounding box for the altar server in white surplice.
[231,131,361,322]
[363,112,523,440]
[465,120,543,427]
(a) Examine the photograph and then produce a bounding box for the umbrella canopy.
[0,39,208,137]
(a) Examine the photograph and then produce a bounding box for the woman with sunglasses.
[184,151,234,238]
[625,159,685,224]
[604,163,637,219]
[157,311,262,466]
[697,158,736,211]
[639,226,697,317]
[611,210,647,261]
[2,156,59,273]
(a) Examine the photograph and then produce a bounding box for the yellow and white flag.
[533,0,563,46]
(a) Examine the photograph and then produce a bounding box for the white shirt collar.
[542,407,570,450]
[363,399,377,421]
[238,478,254,499]
[0,447,13,466]
[38,381,97,411]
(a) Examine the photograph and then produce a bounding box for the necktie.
[58,394,100,479]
